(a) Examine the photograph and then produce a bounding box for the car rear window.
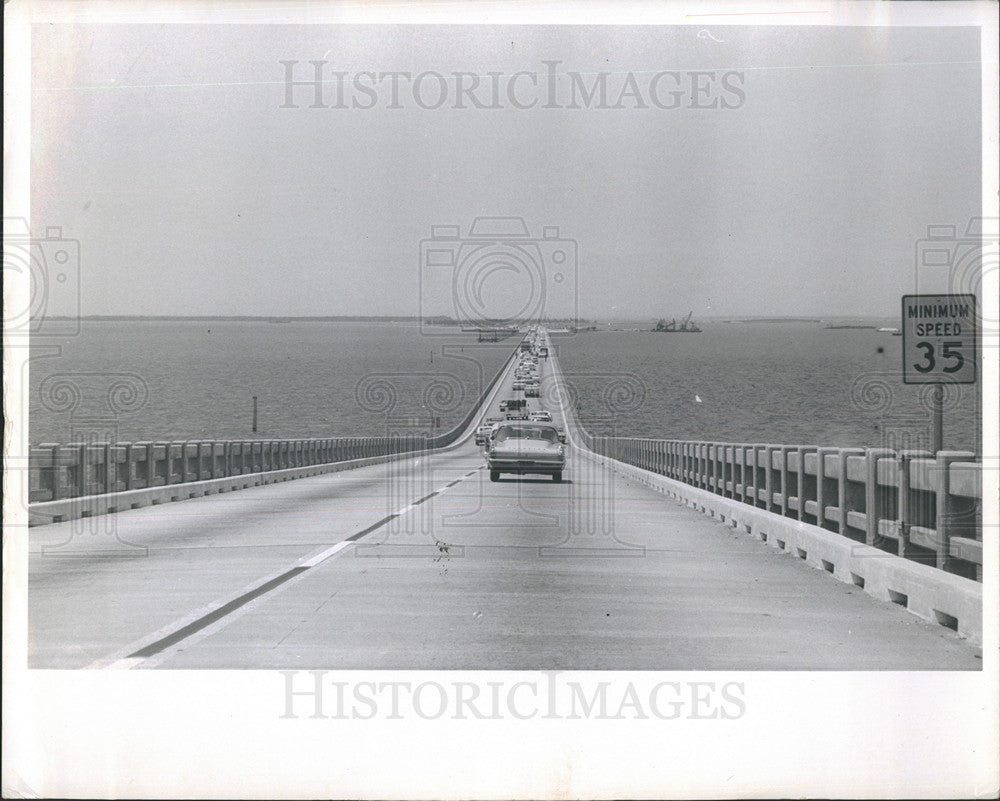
[495,426,559,443]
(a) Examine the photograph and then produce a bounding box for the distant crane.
[652,312,701,333]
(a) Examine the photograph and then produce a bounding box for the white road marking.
[298,540,354,568]
[90,467,479,669]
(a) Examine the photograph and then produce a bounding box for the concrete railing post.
[836,448,865,537]
[724,444,735,498]
[864,449,894,546]
[32,444,57,502]
[74,443,86,498]
[814,447,839,531]
[776,446,794,519]
[763,445,779,513]
[798,447,818,523]
[147,442,158,487]
[933,451,976,572]
[896,450,933,559]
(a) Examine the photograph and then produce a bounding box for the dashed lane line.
[95,469,474,668]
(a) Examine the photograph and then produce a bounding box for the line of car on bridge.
[474,333,567,482]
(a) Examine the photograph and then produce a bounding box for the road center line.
[298,539,354,568]
[127,566,309,658]
[106,467,477,666]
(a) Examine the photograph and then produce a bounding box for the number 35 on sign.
[902,294,977,384]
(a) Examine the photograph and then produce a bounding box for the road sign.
[901,294,976,384]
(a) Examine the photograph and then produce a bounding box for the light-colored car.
[474,423,493,445]
[486,422,565,482]
[484,422,503,448]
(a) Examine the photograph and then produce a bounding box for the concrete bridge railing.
[539,338,983,584]
[27,339,523,524]
[543,346,983,643]
[28,436,430,504]
[574,434,983,583]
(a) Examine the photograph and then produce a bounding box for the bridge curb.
[575,445,983,648]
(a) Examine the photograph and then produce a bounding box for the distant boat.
[695,395,703,403]
[652,312,702,333]
[824,324,877,330]
[877,327,900,333]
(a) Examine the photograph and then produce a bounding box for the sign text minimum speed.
[901,294,977,384]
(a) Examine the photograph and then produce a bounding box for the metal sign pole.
[901,294,976,455]
[931,382,943,454]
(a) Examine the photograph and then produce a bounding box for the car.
[486,422,565,482]
[512,380,524,391]
[474,423,493,445]
[483,422,503,448]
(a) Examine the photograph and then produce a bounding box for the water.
[28,321,512,444]
[555,322,980,453]
[27,320,981,454]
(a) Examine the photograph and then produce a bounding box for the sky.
[29,22,982,319]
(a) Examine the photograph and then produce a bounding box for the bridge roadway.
[28,347,980,670]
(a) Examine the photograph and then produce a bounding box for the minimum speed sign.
[901,294,977,384]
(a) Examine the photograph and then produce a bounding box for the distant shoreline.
[48,314,894,323]
[44,315,505,324]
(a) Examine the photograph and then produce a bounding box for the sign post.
[901,293,977,453]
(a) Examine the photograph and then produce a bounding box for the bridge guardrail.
[27,339,522,514]
[542,342,982,584]
[28,436,427,503]
[573,431,982,582]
